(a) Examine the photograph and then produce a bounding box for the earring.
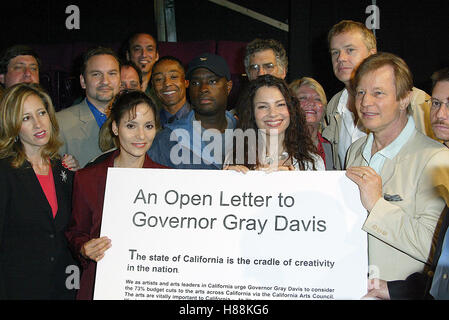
[14,136,19,142]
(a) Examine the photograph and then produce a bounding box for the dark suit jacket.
[65,150,168,300]
[0,157,77,299]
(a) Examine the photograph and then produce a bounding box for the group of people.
[0,19,448,300]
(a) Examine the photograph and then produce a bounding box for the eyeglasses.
[248,62,276,75]
[427,98,449,109]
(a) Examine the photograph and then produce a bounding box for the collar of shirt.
[362,116,415,174]
[86,99,107,128]
[337,88,367,167]
[160,102,191,127]
[336,88,349,115]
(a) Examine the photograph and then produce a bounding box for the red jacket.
[65,150,168,300]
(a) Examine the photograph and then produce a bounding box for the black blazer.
[0,157,78,299]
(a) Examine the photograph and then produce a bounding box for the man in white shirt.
[322,20,433,169]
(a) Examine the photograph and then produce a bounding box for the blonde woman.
[0,83,77,299]
[290,77,333,169]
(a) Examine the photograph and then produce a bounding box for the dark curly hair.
[232,75,318,170]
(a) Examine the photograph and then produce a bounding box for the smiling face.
[152,59,189,113]
[295,85,325,127]
[330,30,375,87]
[19,94,52,155]
[254,86,290,137]
[112,103,156,161]
[355,65,409,136]
[126,34,159,75]
[430,80,449,144]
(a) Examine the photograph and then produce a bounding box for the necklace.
[265,151,289,165]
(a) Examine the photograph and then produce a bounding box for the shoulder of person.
[407,130,448,155]
[345,135,368,167]
[164,110,195,131]
[0,157,13,172]
[85,148,116,168]
[410,87,430,105]
[75,152,113,180]
[56,99,87,119]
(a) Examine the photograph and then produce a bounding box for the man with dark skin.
[151,56,190,127]
[148,53,236,169]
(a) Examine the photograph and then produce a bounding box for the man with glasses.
[244,38,287,81]
[430,68,449,148]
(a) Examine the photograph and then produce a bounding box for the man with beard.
[57,47,121,167]
[244,38,287,81]
[148,53,236,169]
[125,33,159,95]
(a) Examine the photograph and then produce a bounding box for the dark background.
[1,0,448,108]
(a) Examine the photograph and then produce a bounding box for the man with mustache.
[148,53,236,169]
[57,47,121,167]
[322,20,434,170]
[244,38,288,81]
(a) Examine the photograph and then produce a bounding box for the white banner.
[94,169,367,300]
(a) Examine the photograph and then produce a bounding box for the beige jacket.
[322,87,434,170]
[56,99,102,168]
[346,129,449,281]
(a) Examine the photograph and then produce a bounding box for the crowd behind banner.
[0,18,448,300]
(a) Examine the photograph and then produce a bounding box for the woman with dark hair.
[65,90,167,300]
[224,74,324,172]
[0,83,77,299]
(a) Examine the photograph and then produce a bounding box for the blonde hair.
[289,77,328,106]
[0,83,62,167]
[328,20,377,52]
[351,52,413,102]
